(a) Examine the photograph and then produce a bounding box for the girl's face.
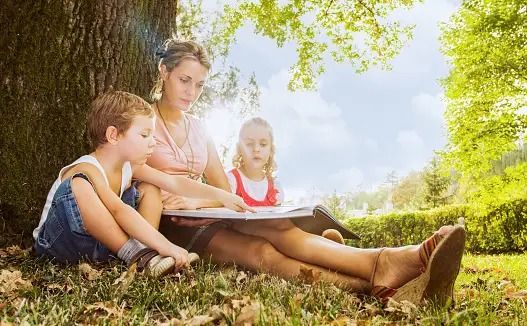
[118,115,156,165]
[161,59,208,112]
[238,124,272,172]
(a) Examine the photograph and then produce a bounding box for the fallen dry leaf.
[0,270,32,296]
[299,265,321,284]
[329,317,362,326]
[184,315,216,326]
[236,271,247,284]
[361,302,382,317]
[84,300,125,318]
[79,263,102,280]
[46,283,73,293]
[384,298,418,317]
[0,246,30,258]
[230,296,251,310]
[505,289,527,299]
[234,302,262,326]
[113,263,137,297]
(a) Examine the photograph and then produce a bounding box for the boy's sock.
[117,239,176,278]
[117,239,147,265]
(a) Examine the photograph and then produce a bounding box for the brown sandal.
[370,225,466,305]
[129,248,175,278]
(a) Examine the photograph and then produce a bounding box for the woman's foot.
[370,225,464,305]
[371,226,454,290]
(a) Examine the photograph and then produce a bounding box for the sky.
[201,0,461,203]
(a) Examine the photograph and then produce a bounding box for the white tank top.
[33,155,133,240]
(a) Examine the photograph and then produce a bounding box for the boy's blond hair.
[233,117,277,179]
[87,91,154,149]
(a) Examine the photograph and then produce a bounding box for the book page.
[162,205,315,220]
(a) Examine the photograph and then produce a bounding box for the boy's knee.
[136,182,161,201]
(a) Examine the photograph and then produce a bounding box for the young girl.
[148,38,466,305]
[228,117,282,207]
[228,117,345,244]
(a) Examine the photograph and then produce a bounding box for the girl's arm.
[133,163,253,212]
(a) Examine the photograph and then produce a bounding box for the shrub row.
[344,199,527,254]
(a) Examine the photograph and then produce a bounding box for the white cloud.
[411,92,445,120]
[397,130,424,149]
[260,70,355,152]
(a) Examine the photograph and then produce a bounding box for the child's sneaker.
[322,229,345,244]
[129,248,175,278]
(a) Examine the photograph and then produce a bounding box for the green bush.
[344,199,527,254]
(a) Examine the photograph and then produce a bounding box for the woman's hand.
[164,195,200,210]
[219,192,255,212]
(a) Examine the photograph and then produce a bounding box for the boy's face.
[162,59,208,112]
[118,115,156,164]
[238,124,272,172]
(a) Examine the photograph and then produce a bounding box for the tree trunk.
[0,0,178,245]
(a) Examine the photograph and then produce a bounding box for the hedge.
[344,199,527,254]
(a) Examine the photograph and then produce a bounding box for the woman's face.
[161,59,208,112]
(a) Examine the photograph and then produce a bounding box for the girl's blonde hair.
[233,117,277,178]
[150,38,211,101]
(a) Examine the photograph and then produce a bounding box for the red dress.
[230,169,278,206]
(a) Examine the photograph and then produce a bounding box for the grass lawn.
[1,246,526,325]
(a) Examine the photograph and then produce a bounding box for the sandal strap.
[370,248,386,286]
[128,248,159,271]
[371,285,397,302]
[418,232,444,272]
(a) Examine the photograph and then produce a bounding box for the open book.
[162,205,360,240]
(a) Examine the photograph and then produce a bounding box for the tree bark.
[0,0,177,244]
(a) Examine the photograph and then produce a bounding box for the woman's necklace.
[155,103,199,180]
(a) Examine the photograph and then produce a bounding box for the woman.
[145,38,466,305]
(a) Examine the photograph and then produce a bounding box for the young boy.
[33,91,252,277]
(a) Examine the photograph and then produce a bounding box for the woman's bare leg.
[204,228,371,293]
[232,220,454,289]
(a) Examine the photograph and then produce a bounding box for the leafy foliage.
[440,0,527,199]
[391,171,426,210]
[176,0,261,118]
[422,157,452,208]
[213,0,420,90]
[345,198,527,253]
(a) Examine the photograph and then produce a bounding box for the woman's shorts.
[159,216,231,255]
[34,173,140,264]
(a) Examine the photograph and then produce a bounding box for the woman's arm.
[203,136,232,191]
[167,136,233,210]
[133,164,253,212]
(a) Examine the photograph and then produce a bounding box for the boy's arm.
[133,164,254,212]
[64,164,187,263]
